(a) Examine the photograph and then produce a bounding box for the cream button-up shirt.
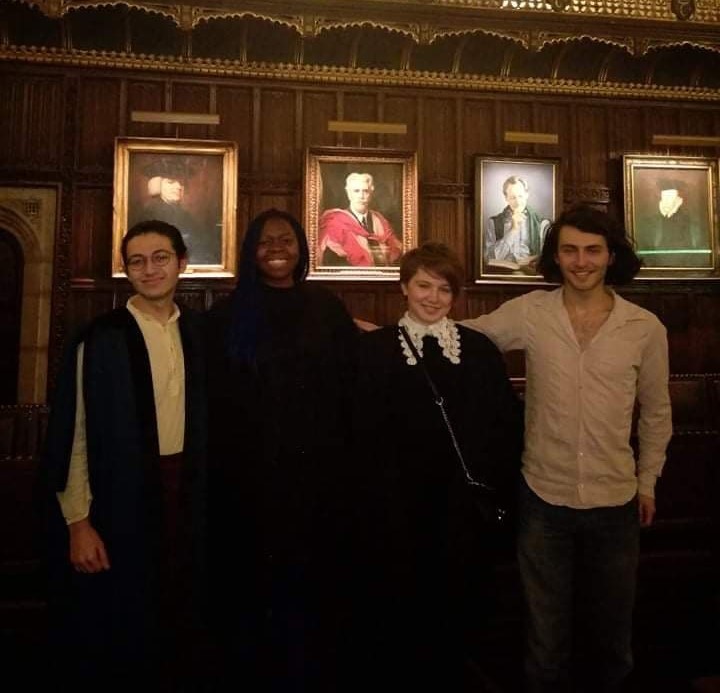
[463,287,672,509]
[56,297,185,524]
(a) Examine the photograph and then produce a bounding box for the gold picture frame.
[112,137,237,277]
[623,154,718,278]
[474,155,561,283]
[304,147,418,281]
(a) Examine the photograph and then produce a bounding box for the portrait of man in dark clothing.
[632,169,713,269]
[128,154,223,266]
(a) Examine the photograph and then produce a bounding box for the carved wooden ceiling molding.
[19,0,720,26]
[4,43,720,102]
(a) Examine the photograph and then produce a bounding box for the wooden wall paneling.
[380,94,418,152]
[571,105,608,191]
[258,89,296,180]
[338,91,379,148]
[679,107,716,137]
[0,456,44,563]
[172,81,214,140]
[609,106,646,156]
[76,78,121,172]
[71,186,113,280]
[302,90,337,148]
[215,86,253,177]
[647,106,684,153]
[25,77,65,170]
[66,288,116,334]
[382,286,405,325]
[125,79,167,138]
[497,99,534,155]
[0,75,64,169]
[256,193,300,219]
[462,98,495,181]
[174,287,209,312]
[420,97,456,182]
[0,75,27,168]
[693,293,720,373]
[333,286,379,324]
[421,196,462,263]
[656,434,716,524]
[660,293,696,374]
[533,101,570,163]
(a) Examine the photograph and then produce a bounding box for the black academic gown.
[42,306,207,690]
[345,325,524,692]
[205,282,358,692]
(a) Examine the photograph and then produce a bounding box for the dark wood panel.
[608,106,646,158]
[215,86,253,176]
[497,99,534,155]
[66,289,118,335]
[25,77,65,169]
[125,79,166,138]
[71,187,113,280]
[421,196,460,256]
[332,287,379,324]
[382,94,418,152]
[259,90,296,179]
[0,76,64,168]
[302,91,337,148]
[462,99,494,182]
[420,97,456,182]
[534,101,571,163]
[172,82,213,140]
[572,105,607,185]
[255,192,300,220]
[76,78,121,172]
[339,92,378,148]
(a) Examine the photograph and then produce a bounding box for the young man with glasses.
[43,220,208,691]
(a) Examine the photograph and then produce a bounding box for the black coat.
[344,324,524,690]
[205,282,358,591]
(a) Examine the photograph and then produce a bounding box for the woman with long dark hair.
[205,209,357,691]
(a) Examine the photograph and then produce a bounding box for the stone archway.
[0,188,57,404]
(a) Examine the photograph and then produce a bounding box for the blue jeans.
[517,478,640,693]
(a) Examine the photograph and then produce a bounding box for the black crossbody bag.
[399,326,508,527]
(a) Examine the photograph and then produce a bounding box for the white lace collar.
[398,312,461,366]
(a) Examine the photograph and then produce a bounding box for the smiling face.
[125,232,187,308]
[255,217,300,287]
[554,224,613,295]
[401,266,455,325]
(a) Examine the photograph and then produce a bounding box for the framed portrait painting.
[112,137,237,277]
[474,156,561,282]
[304,147,418,280]
[623,155,718,277]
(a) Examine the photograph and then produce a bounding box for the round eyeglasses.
[126,250,176,272]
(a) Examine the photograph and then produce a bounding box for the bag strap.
[399,326,494,491]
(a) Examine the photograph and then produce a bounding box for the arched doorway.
[0,229,24,404]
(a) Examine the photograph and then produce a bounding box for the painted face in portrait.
[160,177,185,204]
[401,266,455,325]
[255,217,300,287]
[345,173,374,215]
[658,188,683,218]
[505,181,529,213]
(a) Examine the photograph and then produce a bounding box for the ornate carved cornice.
[4,44,720,102]
[18,0,720,28]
